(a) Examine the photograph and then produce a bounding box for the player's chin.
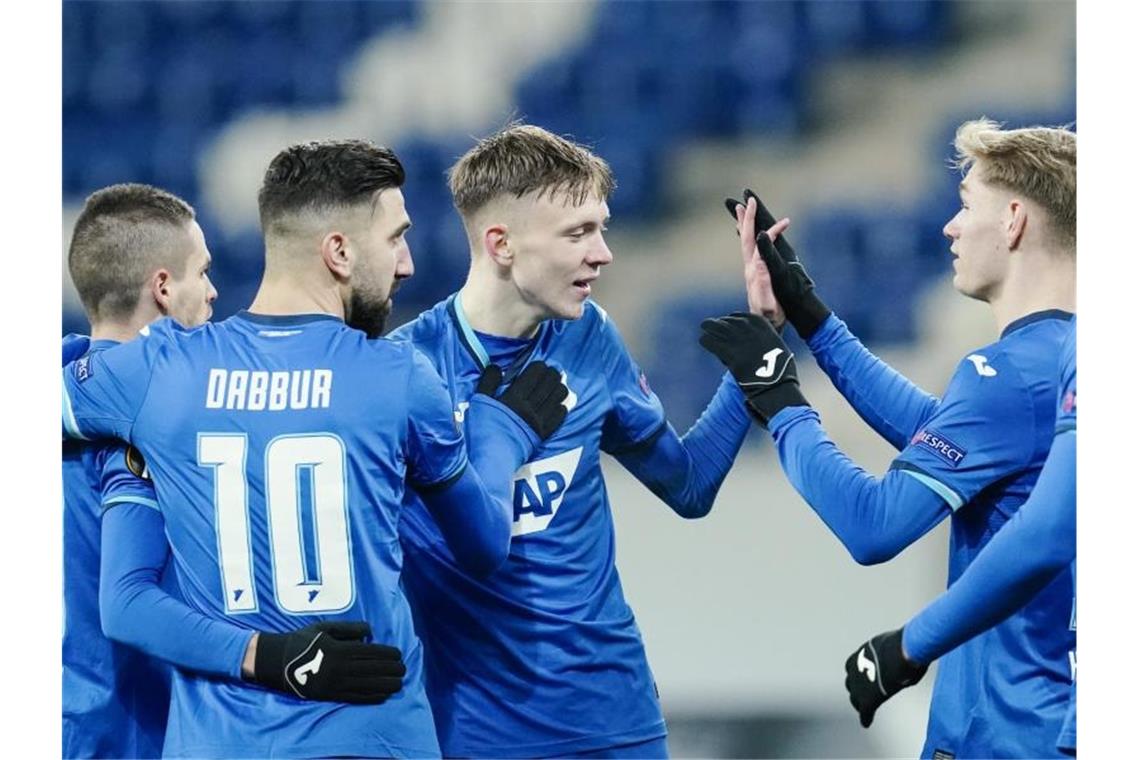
[951,276,985,302]
[556,295,587,321]
[950,269,966,292]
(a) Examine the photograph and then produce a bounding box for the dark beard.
[347,289,391,339]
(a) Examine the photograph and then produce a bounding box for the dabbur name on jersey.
[63,313,467,759]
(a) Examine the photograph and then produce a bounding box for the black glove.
[844,628,929,728]
[699,312,809,426]
[475,362,568,440]
[724,188,831,339]
[252,621,406,704]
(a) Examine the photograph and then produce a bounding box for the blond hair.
[448,124,615,217]
[953,118,1076,251]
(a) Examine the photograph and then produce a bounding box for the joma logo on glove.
[754,348,784,378]
[292,648,325,685]
[857,648,877,681]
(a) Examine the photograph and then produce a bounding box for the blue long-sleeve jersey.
[63,339,170,760]
[62,312,524,759]
[69,337,266,693]
[903,324,1077,754]
[387,295,752,757]
[771,311,1075,759]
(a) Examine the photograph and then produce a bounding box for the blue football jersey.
[63,312,467,759]
[890,310,1076,759]
[389,295,668,758]
[63,338,170,760]
[1055,326,1077,755]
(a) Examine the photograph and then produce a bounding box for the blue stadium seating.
[61,0,996,340]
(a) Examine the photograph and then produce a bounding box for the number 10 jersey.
[62,312,465,759]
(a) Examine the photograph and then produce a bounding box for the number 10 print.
[198,433,355,615]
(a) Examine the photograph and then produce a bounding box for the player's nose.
[396,243,414,278]
[589,238,614,267]
[942,219,957,242]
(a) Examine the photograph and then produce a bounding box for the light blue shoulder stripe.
[102,495,160,513]
[62,383,88,441]
[901,469,964,511]
[452,292,490,366]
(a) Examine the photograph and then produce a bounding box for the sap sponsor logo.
[74,355,93,383]
[205,368,332,411]
[966,354,997,377]
[511,447,583,536]
[910,429,967,467]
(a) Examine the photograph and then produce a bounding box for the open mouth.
[573,278,594,296]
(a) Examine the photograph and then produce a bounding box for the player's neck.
[248,275,345,322]
[457,278,542,339]
[89,320,146,343]
[90,302,164,342]
[989,255,1075,334]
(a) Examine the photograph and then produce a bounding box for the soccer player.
[701,119,1075,758]
[63,183,408,758]
[388,124,771,758]
[63,182,216,758]
[845,324,1076,754]
[62,141,569,758]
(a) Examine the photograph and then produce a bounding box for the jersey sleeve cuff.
[806,313,847,356]
[767,404,819,435]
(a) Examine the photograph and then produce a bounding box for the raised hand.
[725,189,831,339]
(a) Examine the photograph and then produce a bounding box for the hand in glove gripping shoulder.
[699,312,809,426]
[469,362,569,454]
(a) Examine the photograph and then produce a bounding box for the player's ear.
[482,224,513,267]
[150,268,173,312]
[1006,199,1028,251]
[320,231,352,280]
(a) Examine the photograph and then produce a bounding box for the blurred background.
[61,1,1075,756]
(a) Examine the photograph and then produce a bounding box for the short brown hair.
[448,124,615,217]
[68,183,196,322]
[953,118,1076,250]
[258,139,405,237]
